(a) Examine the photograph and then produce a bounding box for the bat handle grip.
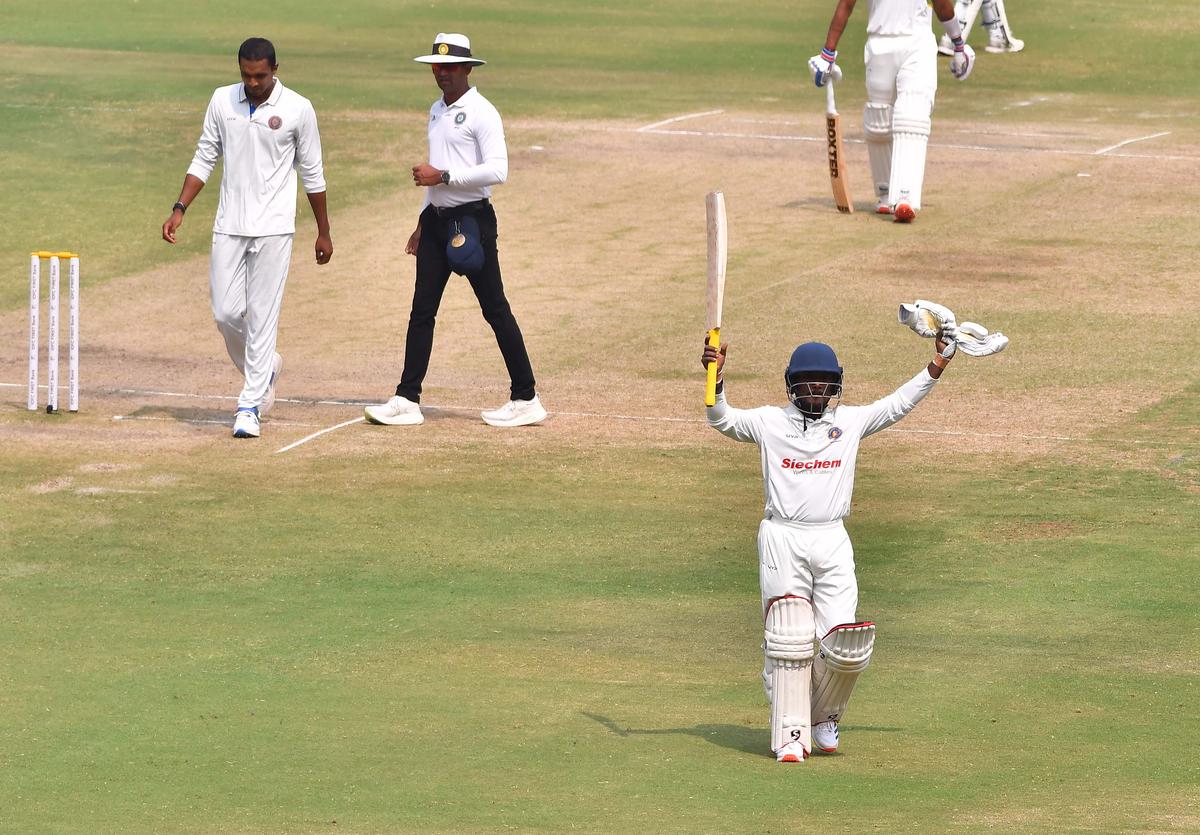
[825,79,836,115]
[705,327,721,407]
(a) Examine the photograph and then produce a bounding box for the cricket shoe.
[937,34,955,56]
[775,741,808,763]
[364,395,424,426]
[232,407,261,439]
[986,32,1024,53]
[876,203,893,216]
[813,720,839,754]
[261,352,284,416]
[481,395,547,428]
[893,203,917,223]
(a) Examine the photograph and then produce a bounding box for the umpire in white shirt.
[162,37,333,439]
[364,33,545,428]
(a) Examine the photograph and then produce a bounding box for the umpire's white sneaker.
[364,395,424,426]
[813,720,839,754]
[232,407,261,439]
[261,352,284,416]
[775,741,808,763]
[481,395,547,427]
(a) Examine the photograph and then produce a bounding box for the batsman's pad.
[765,595,816,756]
[898,300,957,338]
[863,102,893,204]
[811,622,875,725]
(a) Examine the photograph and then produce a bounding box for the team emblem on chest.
[268,115,282,130]
[828,427,843,440]
[455,112,466,125]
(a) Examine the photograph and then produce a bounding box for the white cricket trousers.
[757,516,858,639]
[864,30,938,209]
[209,232,294,410]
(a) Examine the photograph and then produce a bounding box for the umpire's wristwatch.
[439,171,451,185]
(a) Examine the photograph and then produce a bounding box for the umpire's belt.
[430,199,489,218]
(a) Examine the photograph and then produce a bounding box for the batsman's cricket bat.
[705,191,727,407]
[825,80,853,214]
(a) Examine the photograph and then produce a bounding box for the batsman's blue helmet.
[785,342,842,384]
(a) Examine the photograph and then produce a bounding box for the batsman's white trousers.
[210,232,294,410]
[758,516,858,639]
[864,30,937,209]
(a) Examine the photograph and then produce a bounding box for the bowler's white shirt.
[707,369,937,523]
[865,0,933,35]
[424,86,508,209]
[187,79,326,236]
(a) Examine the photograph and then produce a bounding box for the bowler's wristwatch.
[440,171,450,185]
[172,201,187,214]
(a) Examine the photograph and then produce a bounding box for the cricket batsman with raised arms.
[701,316,958,762]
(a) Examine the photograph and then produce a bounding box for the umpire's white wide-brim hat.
[414,33,486,65]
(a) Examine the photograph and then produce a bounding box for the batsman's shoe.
[937,34,955,56]
[876,203,893,216]
[986,33,1024,53]
[364,395,424,426]
[232,407,261,439]
[261,352,284,416]
[775,741,808,763]
[813,720,839,754]
[893,203,917,224]
[481,395,547,428]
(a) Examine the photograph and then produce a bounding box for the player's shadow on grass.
[583,711,764,757]
[583,711,903,757]
[117,405,233,426]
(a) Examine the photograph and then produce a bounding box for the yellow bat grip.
[705,327,721,406]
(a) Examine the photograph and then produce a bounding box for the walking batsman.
[364,33,545,428]
[809,0,974,223]
[701,322,958,762]
[162,37,332,439]
[938,0,1024,55]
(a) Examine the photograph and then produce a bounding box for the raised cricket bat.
[825,80,853,214]
[705,191,728,407]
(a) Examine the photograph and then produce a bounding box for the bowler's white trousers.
[210,232,293,410]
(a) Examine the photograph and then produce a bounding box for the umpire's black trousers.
[397,202,536,403]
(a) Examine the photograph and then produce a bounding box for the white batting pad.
[765,595,816,757]
[811,622,875,726]
[863,103,893,204]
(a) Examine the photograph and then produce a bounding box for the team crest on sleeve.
[828,426,843,440]
[268,115,282,130]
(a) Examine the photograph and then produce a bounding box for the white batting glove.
[950,39,975,81]
[808,48,842,87]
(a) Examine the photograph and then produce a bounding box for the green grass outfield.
[3,2,1200,832]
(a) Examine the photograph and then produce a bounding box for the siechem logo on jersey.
[828,426,843,441]
[780,457,842,472]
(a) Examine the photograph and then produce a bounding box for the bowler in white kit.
[702,328,957,762]
[162,37,333,438]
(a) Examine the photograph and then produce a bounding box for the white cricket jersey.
[707,369,938,523]
[424,86,508,209]
[186,79,326,237]
[865,0,933,35]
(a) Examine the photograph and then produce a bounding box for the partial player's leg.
[209,233,252,375]
[764,595,816,762]
[811,622,876,753]
[863,38,901,214]
[939,0,983,55]
[982,0,1024,53]
[240,233,294,413]
[398,206,454,402]
[888,35,937,222]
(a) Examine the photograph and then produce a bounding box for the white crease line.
[113,414,321,428]
[625,127,1196,161]
[1094,131,1171,155]
[636,109,725,132]
[275,417,366,454]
